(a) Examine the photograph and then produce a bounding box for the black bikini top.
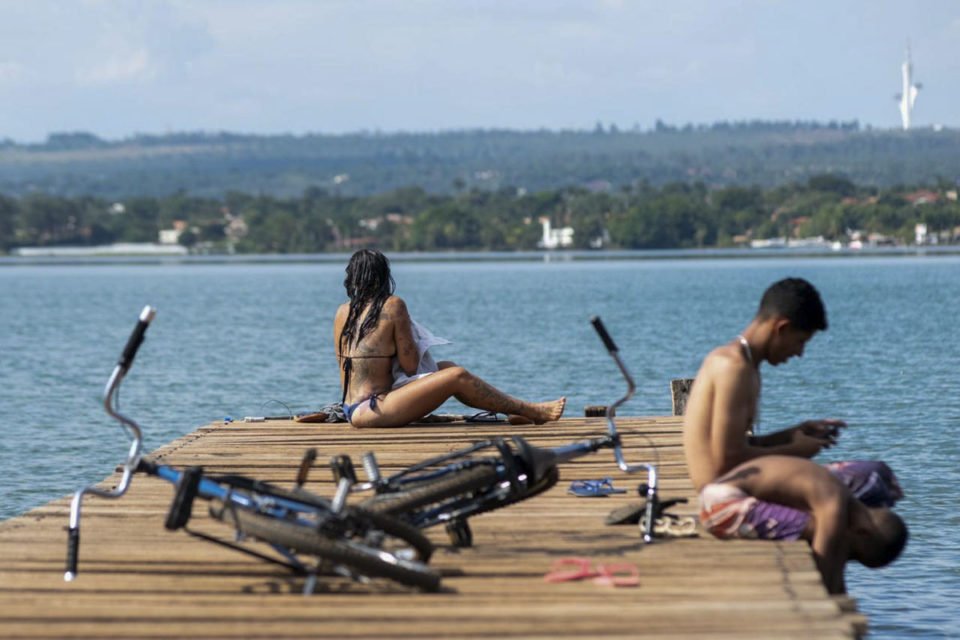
[338,347,396,405]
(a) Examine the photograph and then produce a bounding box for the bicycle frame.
[343,316,661,544]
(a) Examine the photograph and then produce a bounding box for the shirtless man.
[683,278,906,593]
[683,277,840,484]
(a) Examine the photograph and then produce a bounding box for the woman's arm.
[389,297,420,376]
[333,304,348,357]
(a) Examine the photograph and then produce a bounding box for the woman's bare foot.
[508,414,532,425]
[527,397,566,425]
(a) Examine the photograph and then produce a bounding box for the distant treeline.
[2,119,864,151]
[1,122,958,199]
[3,175,958,254]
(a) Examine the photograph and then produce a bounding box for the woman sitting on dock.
[334,249,566,428]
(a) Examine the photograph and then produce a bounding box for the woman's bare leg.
[351,366,565,427]
[438,360,530,424]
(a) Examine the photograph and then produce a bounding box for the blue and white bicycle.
[65,306,440,593]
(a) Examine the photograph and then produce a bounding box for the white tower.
[896,44,921,130]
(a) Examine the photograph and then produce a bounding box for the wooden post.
[670,378,694,416]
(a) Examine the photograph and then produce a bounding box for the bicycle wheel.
[209,474,434,562]
[212,505,441,592]
[346,505,434,563]
[364,464,560,527]
[468,465,559,518]
[360,464,501,516]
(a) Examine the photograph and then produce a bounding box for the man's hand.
[799,419,846,446]
[791,429,832,457]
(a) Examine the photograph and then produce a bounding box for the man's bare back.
[683,339,759,490]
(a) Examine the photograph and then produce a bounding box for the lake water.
[1,255,957,638]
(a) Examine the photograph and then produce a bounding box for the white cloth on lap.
[391,319,451,388]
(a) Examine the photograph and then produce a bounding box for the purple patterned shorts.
[700,460,903,541]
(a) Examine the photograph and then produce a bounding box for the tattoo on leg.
[468,377,525,415]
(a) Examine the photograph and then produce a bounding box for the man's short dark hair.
[859,509,908,568]
[757,278,828,332]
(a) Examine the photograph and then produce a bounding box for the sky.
[1,0,958,142]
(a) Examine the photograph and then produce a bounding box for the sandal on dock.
[464,411,506,423]
[640,515,699,538]
[544,557,639,587]
[568,478,627,497]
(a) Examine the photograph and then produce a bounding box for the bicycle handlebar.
[590,316,653,478]
[66,306,156,582]
[118,306,156,373]
[64,527,80,581]
[590,316,619,353]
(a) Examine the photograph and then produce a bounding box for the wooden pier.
[0,415,865,638]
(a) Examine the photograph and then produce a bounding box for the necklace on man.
[737,334,753,366]
[737,334,758,435]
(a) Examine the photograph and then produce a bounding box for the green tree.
[411,203,482,249]
[0,194,17,249]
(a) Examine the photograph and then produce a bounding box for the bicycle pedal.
[331,476,352,514]
[445,520,473,548]
[329,454,357,484]
[361,452,382,483]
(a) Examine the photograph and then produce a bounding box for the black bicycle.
[65,306,440,593]
[321,317,664,547]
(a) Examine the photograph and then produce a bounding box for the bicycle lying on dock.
[318,317,664,548]
[65,306,440,593]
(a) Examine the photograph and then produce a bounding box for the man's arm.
[710,360,829,475]
[748,429,791,447]
[750,419,845,454]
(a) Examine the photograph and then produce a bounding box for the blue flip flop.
[568,478,627,497]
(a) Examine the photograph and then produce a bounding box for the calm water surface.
[1,256,957,638]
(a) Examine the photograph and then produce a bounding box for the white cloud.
[74,49,153,86]
[1,0,960,139]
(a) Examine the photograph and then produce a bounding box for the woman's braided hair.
[339,249,396,355]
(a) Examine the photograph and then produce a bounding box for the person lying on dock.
[699,456,907,594]
[681,277,905,592]
[682,277,903,506]
[334,249,566,427]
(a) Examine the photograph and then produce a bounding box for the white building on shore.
[537,216,574,249]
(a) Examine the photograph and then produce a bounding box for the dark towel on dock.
[294,402,473,425]
[294,403,347,423]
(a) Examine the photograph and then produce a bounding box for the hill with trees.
[1,121,958,199]
[3,175,958,254]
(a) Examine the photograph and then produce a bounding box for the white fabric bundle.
[391,319,451,388]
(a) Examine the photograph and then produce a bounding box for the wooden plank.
[0,417,862,639]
